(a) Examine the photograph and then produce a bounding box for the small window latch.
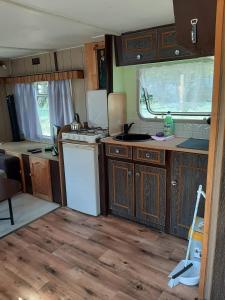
[191,18,198,44]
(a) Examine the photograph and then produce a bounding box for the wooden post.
[199,0,225,298]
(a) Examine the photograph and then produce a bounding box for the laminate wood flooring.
[0,208,199,300]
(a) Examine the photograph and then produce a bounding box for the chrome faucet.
[123,123,134,134]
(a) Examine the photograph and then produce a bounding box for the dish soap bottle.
[164,111,174,137]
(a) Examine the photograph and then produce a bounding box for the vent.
[32,57,40,65]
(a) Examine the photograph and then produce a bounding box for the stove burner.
[77,127,108,135]
[62,127,108,143]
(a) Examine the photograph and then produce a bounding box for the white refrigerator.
[63,91,126,216]
[63,142,100,216]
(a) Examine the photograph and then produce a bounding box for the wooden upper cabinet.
[30,156,52,201]
[115,2,217,67]
[157,25,194,60]
[116,29,158,66]
[115,25,197,66]
[173,0,217,55]
[108,159,134,219]
[135,164,166,230]
[170,152,208,239]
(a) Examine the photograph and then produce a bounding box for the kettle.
[71,113,81,131]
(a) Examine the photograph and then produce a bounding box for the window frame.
[137,58,213,122]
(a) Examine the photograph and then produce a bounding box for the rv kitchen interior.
[0,0,224,299]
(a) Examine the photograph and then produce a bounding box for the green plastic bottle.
[164,111,174,137]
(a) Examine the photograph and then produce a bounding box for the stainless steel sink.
[114,133,152,142]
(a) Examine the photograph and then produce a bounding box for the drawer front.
[106,144,132,159]
[133,147,165,165]
[157,25,194,60]
[121,29,157,64]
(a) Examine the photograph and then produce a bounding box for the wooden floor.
[0,208,198,300]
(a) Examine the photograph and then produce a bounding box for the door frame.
[199,0,225,298]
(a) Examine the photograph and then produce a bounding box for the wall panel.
[6,47,86,124]
[0,83,12,141]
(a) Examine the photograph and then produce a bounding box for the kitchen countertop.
[0,141,59,161]
[102,136,208,155]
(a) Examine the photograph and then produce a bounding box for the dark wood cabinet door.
[108,159,134,219]
[157,25,194,60]
[170,152,208,238]
[135,164,166,230]
[173,0,217,55]
[118,29,157,65]
[30,156,53,201]
[50,160,62,205]
[22,154,33,194]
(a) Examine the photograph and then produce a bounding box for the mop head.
[168,260,200,288]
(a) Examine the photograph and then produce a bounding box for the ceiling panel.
[0,0,174,58]
[0,48,37,59]
[10,0,174,32]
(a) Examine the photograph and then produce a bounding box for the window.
[34,82,51,137]
[139,57,214,120]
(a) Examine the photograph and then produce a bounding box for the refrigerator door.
[63,142,100,216]
[86,90,108,128]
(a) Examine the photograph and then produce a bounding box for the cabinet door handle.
[136,54,142,60]
[145,153,151,158]
[136,172,140,177]
[115,149,120,154]
[191,18,198,44]
[171,180,177,186]
[128,171,132,177]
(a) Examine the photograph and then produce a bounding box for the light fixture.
[91,35,105,39]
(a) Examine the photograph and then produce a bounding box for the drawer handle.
[171,180,177,186]
[174,49,180,56]
[136,172,140,177]
[115,149,120,154]
[145,153,151,158]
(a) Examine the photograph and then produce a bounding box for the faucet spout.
[123,122,135,134]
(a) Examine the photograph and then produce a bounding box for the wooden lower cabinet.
[30,156,53,201]
[50,159,62,204]
[107,148,208,237]
[108,159,134,219]
[108,159,166,230]
[135,164,166,230]
[170,152,208,239]
[22,154,33,194]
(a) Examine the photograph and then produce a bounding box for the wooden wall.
[0,83,12,141]
[5,47,87,124]
[200,0,225,298]
[0,61,11,78]
[210,148,225,299]
[9,47,84,76]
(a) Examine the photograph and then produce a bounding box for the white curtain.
[14,83,42,141]
[48,80,74,132]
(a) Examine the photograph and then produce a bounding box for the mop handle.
[185,185,203,267]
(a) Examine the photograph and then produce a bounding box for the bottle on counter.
[164,111,174,137]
